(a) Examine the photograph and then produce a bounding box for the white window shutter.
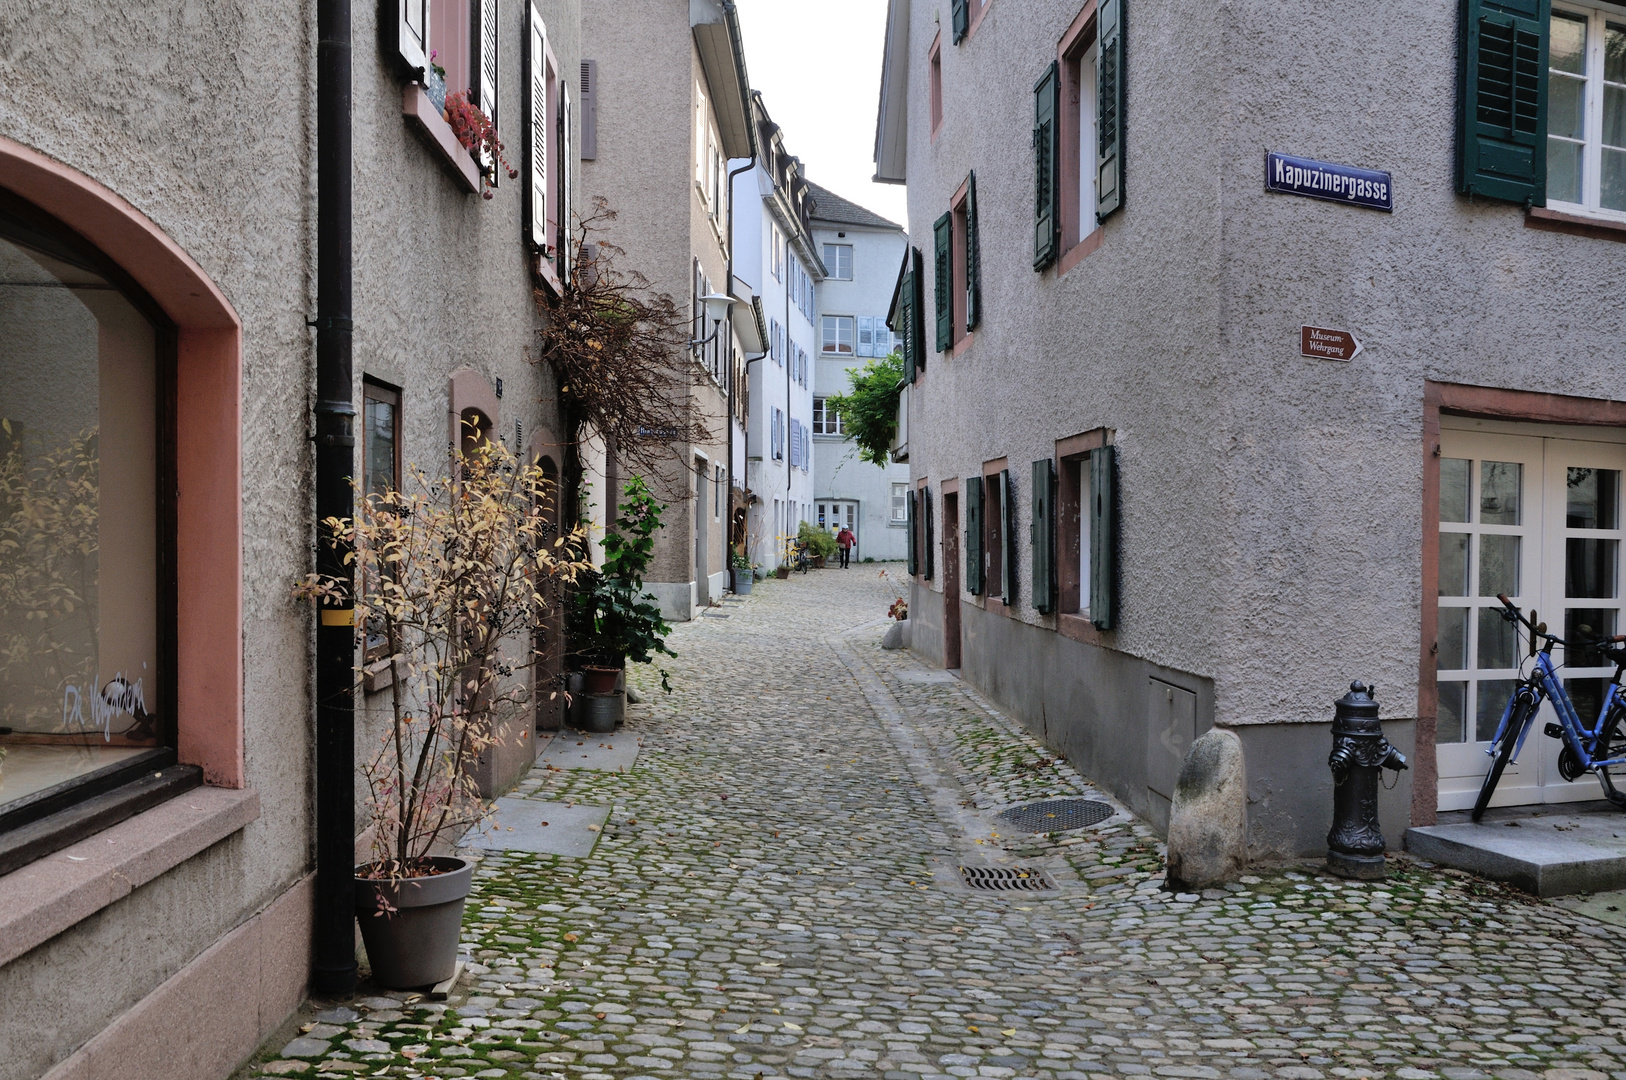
[475,0,499,182]
[558,80,573,279]
[526,4,549,252]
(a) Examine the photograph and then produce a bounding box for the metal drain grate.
[997,798,1114,833]
[959,865,1058,892]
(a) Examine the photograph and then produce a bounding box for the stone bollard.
[1326,681,1408,880]
[1165,728,1247,890]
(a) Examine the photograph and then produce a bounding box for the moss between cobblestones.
[241,568,1626,1080]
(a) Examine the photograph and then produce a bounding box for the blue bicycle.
[1472,594,1626,821]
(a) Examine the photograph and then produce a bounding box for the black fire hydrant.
[1326,681,1408,880]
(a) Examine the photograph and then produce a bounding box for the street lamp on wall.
[690,292,736,348]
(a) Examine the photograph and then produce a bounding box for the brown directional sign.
[1300,325,1363,362]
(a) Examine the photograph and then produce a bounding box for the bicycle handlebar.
[1496,593,1626,649]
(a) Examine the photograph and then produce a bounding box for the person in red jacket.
[835,526,855,568]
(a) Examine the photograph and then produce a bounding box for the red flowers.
[443,91,519,199]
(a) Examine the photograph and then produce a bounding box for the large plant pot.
[733,573,753,595]
[354,856,473,989]
[581,665,620,695]
[774,566,791,579]
[574,690,622,733]
[811,555,826,569]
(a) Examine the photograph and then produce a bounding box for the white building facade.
[805,181,912,564]
[732,93,823,571]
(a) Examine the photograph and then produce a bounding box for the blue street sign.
[1265,152,1393,212]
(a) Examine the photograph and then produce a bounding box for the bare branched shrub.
[535,198,713,481]
[296,440,591,882]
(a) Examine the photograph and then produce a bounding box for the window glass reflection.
[0,221,161,811]
[1480,461,1522,525]
[1440,458,1471,523]
[1567,467,1619,529]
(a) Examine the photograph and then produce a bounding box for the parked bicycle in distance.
[1471,593,1626,821]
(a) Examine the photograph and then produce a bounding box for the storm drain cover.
[997,798,1114,833]
[959,865,1058,892]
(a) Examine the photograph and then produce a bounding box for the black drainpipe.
[312,0,357,997]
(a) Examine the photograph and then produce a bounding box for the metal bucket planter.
[354,856,473,989]
[733,572,753,595]
[574,691,622,733]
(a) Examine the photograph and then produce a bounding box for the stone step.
[1405,802,1626,896]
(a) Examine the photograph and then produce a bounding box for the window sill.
[948,332,975,359]
[1525,205,1626,244]
[1057,611,1109,646]
[0,784,260,966]
[402,84,480,195]
[1056,226,1105,277]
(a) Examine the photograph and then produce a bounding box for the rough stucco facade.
[881,0,1626,860]
[0,0,583,1074]
[580,0,748,619]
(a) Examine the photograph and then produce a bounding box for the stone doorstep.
[537,732,639,773]
[458,797,610,858]
[1405,805,1626,896]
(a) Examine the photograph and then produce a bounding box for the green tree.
[826,350,904,467]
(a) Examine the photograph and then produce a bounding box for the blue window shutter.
[965,476,984,596]
[1456,0,1550,205]
[933,213,953,352]
[1030,459,1055,613]
[1096,0,1125,221]
[1090,445,1117,630]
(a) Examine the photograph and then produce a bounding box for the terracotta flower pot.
[354,856,473,989]
[581,665,620,695]
[775,566,791,579]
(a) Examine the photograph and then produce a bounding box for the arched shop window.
[0,192,174,819]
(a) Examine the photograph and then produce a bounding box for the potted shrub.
[798,521,838,569]
[567,477,677,699]
[298,439,587,989]
[730,550,755,595]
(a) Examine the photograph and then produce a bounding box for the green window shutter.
[1090,445,1117,630]
[933,213,953,352]
[965,171,982,331]
[965,476,983,596]
[951,0,970,43]
[1456,0,1549,205]
[1096,0,1125,222]
[900,263,917,384]
[907,488,918,576]
[911,248,927,373]
[1000,468,1016,605]
[1033,62,1060,270]
[1031,458,1055,614]
[924,486,936,580]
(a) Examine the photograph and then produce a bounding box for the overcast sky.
[733,0,909,231]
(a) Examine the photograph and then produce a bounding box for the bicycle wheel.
[1472,696,1531,822]
[1592,705,1626,809]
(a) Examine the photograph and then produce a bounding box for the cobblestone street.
[250,567,1626,1080]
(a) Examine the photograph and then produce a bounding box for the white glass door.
[1436,425,1626,811]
